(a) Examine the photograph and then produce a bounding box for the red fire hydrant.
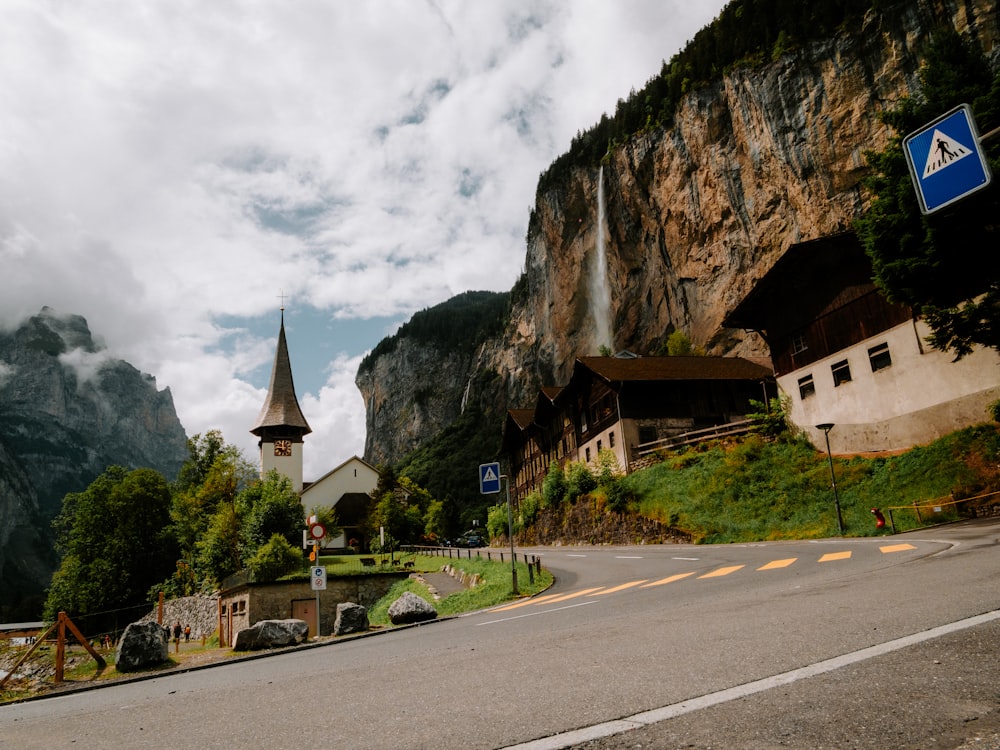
[870,507,886,530]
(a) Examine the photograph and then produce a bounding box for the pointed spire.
[250,310,312,437]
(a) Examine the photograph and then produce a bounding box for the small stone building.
[218,573,406,644]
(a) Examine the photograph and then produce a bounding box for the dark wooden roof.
[250,313,312,436]
[540,386,562,401]
[507,409,536,430]
[576,355,773,384]
[723,232,872,332]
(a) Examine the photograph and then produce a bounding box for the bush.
[247,534,301,582]
[565,462,597,502]
[542,461,566,507]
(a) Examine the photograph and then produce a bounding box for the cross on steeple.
[277,290,288,311]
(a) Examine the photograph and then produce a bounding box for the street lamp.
[816,423,845,536]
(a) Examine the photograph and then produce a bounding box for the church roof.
[250,313,312,436]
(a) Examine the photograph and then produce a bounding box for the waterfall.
[590,165,613,351]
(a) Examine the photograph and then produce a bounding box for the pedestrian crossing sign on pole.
[479,462,501,494]
[903,103,992,215]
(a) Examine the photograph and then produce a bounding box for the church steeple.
[251,308,310,492]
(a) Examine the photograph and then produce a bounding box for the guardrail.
[635,419,756,457]
[403,545,542,574]
[881,489,1000,532]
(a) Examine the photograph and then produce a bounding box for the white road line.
[475,601,598,625]
[614,556,643,559]
[672,556,699,561]
[499,608,1000,750]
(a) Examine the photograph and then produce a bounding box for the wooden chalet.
[724,232,1000,453]
[503,356,774,501]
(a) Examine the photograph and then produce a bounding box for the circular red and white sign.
[309,523,325,540]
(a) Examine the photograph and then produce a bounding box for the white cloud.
[0,0,726,478]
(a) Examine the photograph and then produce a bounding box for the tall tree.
[167,432,254,594]
[45,467,177,630]
[856,28,1000,357]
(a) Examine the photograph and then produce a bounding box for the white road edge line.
[475,601,599,625]
[498,608,1000,750]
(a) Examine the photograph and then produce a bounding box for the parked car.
[461,534,487,548]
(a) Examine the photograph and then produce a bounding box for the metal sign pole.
[502,473,518,595]
[315,543,321,637]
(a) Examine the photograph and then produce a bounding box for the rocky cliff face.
[360,0,999,466]
[357,337,480,466]
[0,307,189,619]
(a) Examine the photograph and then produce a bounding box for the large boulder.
[232,619,309,651]
[387,591,437,625]
[115,621,169,673]
[333,602,369,636]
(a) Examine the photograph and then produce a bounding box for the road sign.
[479,462,501,494]
[311,566,327,591]
[308,523,325,541]
[903,103,992,214]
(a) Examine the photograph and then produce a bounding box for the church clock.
[273,439,292,457]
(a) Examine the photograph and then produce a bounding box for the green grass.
[620,425,1000,543]
[368,558,553,626]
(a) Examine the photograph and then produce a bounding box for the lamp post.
[816,423,845,536]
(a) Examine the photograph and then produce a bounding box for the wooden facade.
[502,356,774,502]
[724,232,913,377]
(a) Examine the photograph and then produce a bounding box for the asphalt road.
[2,518,998,749]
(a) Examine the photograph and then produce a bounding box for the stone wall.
[139,594,219,640]
[220,573,407,641]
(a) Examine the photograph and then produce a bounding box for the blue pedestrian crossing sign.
[479,462,501,494]
[903,103,992,215]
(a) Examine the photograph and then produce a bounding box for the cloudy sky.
[1,1,726,480]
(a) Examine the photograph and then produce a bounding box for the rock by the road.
[387,591,437,624]
[333,602,369,635]
[232,619,309,651]
[115,621,170,672]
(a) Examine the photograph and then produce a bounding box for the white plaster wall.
[260,441,304,494]
[784,320,1000,453]
[576,422,628,475]
[301,457,378,507]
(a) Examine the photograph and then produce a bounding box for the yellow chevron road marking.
[880,543,917,553]
[544,587,606,604]
[698,565,745,579]
[491,593,564,612]
[640,572,696,588]
[758,558,797,570]
[588,580,648,596]
[818,551,852,562]
[501,544,922,609]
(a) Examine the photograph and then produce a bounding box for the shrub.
[542,461,566,507]
[247,534,301,582]
[565,461,597,502]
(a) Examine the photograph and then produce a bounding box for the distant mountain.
[0,307,189,620]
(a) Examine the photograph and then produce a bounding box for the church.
[250,309,378,549]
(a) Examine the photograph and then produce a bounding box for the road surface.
[2,518,998,749]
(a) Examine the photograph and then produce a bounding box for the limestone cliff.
[0,307,189,619]
[360,0,999,468]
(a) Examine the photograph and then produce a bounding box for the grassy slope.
[621,424,1000,543]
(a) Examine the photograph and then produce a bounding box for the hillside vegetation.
[495,424,1000,546]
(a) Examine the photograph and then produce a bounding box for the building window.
[869,342,892,372]
[609,432,616,448]
[798,374,815,399]
[791,334,808,355]
[832,359,852,387]
[597,439,603,452]
[585,447,591,462]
